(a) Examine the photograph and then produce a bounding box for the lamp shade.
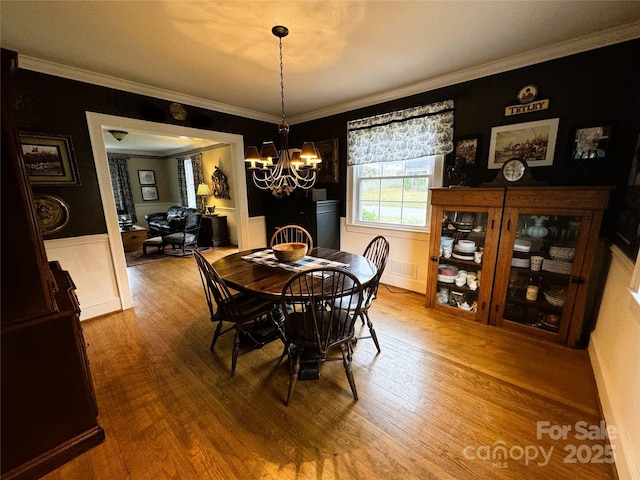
[260,141,279,160]
[244,146,262,162]
[196,183,212,196]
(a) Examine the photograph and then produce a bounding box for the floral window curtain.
[107,153,137,223]
[347,100,454,165]
[177,158,188,206]
[191,153,203,185]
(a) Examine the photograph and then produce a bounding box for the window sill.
[344,221,430,241]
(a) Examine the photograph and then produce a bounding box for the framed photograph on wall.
[571,125,612,161]
[488,118,559,169]
[452,135,481,166]
[141,186,158,201]
[314,138,339,183]
[20,132,80,185]
[138,169,156,185]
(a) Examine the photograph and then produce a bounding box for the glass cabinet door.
[428,203,502,322]
[492,210,591,342]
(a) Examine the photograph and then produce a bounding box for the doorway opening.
[86,112,250,310]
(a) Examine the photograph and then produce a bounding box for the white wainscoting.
[341,219,430,294]
[588,246,640,480]
[247,216,268,249]
[213,206,238,246]
[44,234,124,321]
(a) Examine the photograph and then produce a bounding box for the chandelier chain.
[279,36,286,124]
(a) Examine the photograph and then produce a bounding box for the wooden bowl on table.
[273,242,308,262]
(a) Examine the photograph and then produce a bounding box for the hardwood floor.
[43,246,616,479]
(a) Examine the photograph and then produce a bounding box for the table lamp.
[196,183,212,213]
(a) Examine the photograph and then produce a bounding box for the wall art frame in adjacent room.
[570,124,612,162]
[488,118,559,169]
[137,169,156,185]
[314,138,339,183]
[452,134,481,167]
[20,132,80,185]
[141,186,159,201]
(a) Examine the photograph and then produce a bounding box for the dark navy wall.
[14,39,640,240]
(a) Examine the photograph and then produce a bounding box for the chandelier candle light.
[244,25,321,197]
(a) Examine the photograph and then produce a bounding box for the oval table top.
[211,247,377,300]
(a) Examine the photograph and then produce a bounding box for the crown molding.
[289,22,640,124]
[18,56,281,125]
[17,22,640,126]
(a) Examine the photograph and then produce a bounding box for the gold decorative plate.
[34,194,70,234]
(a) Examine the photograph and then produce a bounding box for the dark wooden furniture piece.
[120,225,148,252]
[349,235,390,353]
[280,267,364,405]
[1,48,104,480]
[211,247,376,301]
[194,251,282,376]
[198,215,230,247]
[426,186,611,347]
[265,200,340,249]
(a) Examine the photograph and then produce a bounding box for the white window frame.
[347,155,444,232]
[183,158,197,209]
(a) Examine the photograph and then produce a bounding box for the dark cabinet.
[1,48,104,480]
[265,200,340,249]
[198,215,230,247]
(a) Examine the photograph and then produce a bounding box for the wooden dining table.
[211,246,377,379]
[211,246,377,301]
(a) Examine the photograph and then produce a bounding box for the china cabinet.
[426,186,611,347]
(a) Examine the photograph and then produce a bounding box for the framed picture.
[20,132,80,185]
[452,135,481,166]
[138,169,156,185]
[314,138,339,183]
[571,125,612,161]
[141,186,158,201]
[488,118,559,169]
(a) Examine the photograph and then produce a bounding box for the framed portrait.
[138,169,156,185]
[452,135,481,167]
[141,186,159,201]
[488,118,559,169]
[20,132,80,185]
[314,138,339,183]
[571,125,611,161]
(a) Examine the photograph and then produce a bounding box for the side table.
[198,215,230,247]
[120,225,148,252]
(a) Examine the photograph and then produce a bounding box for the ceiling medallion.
[243,26,321,198]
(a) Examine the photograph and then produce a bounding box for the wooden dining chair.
[269,225,313,251]
[280,267,363,406]
[338,235,390,353]
[194,250,283,376]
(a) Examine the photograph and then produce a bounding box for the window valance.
[347,100,454,166]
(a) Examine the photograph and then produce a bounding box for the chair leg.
[341,343,358,401]
[210,320,223,351]
[364,311,381,353]
[286,347,302,406]
[231,327,241,376]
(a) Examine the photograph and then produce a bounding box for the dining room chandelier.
[244,25,321,198]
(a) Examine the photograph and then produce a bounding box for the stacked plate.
[512,238,532,267]
[437,264,458,283]
[452,240,476,260]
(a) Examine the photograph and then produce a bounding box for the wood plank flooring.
[43,246,616,479]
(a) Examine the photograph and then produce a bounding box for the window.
[183,158,197,209]
[351,155,443,229]
[347,100,454,231]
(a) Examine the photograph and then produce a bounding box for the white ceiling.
[3,1,640,153]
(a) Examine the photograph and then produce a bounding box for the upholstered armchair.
[145,206,198,237]
[162,211,201,256]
